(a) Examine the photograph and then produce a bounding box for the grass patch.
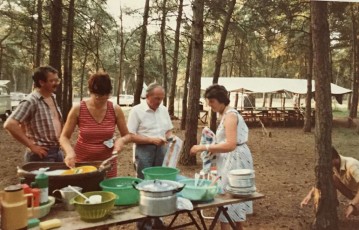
[332,109,349,118]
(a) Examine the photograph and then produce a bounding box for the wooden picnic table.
[238,107,314,126]
[42,192,264,230]
[198,110,209,124]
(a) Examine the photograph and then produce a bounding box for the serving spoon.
[68,185,90,204]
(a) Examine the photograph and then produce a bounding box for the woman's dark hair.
[204,84,230,106]
[88,72,112,95]
[32,66,58,88]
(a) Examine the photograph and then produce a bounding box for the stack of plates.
[225,185,256,197]
[226,169,256,197]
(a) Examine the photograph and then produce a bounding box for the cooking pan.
[18,161,112,198]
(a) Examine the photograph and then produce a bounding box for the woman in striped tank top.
[60,72,132,178]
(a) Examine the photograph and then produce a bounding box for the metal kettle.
[53,186,83,211]
[0,184,33,230]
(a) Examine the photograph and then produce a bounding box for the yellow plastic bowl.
[71,191,116,222]
[61,166,97,175]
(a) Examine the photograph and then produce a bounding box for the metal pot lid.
[135,180,184,192]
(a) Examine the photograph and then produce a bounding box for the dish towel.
[200,127,216,174]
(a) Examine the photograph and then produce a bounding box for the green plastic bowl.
[71,191,116,222]
[142,166,179,181]
[179,179,218,202]
[100,177,142,206]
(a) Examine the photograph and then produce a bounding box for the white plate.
[229,169,254,176]
[225,185,256,194]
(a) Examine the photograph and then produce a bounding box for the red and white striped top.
[74,101,117,177]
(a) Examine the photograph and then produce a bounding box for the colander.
[71,191,116,222]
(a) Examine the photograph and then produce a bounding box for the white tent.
[0,80,10,86]
[200,77,352,95]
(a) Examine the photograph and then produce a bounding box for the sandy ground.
[1,117,359,229]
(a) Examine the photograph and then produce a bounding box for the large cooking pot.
[133,180,184,217]
[18,161,111,199]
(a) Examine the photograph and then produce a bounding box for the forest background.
[1,1,359,228]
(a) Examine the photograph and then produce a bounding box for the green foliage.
[0,0,355,97]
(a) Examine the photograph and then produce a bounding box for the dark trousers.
[134,144,167,179]
[25,146,64,162]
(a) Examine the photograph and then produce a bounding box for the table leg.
[186,211,202,230]
[208,206,236,230]
[196,210,208,230]
[220,207,236,230]
[167,211,202,230]
[167,213,180,228]
[208,207,222,230]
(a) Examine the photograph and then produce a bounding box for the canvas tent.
[200,77,352,95]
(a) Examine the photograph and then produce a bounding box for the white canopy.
[200,77,352,95]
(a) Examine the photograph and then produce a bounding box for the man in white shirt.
[128,83,173,229]
[127,83,173,179]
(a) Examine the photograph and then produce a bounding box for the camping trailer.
[0,80,12,121]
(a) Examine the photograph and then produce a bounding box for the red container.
[21,184,31,194]
[21,184,33,207]
[30,188,40,207]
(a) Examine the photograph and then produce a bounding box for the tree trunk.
[117,9,124,105]
[209,0,236,132]
[350,5,359,120]
[160,0,168,106]
[134,0,150,105]
[304,26,313,133]
[62,0,75,120]
[179,0,204,166]
[0,46,3,80]
[169,0,184,116]
[94,23,100,71]
[181,38,193,130]
[35,0,42,67]
[49,0,63,107]
[311,2,338,229]
[80,49,88,101]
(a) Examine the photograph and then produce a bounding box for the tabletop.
[42,192,264,229]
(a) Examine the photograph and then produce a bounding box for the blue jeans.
[134,144,167,179]
[25,146,64,162]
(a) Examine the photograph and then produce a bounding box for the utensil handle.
[209,176,221,187]
[99,155,117,171]
[68,185,88,201]
[173,184,185,194]
[17,166,29,176]
[132,181,140,190]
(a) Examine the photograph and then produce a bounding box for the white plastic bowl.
[229,169,254,176]
[28,196,55,219]
[228,169,255,188]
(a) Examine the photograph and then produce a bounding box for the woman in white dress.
[190,84,254,230]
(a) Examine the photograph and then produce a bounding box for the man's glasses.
[47,78,62,83]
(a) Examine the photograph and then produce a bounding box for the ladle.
[68,185,90,204]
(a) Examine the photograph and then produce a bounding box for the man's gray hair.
[146,82,163,96]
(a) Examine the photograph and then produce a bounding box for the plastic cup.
[88,195,102,204]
